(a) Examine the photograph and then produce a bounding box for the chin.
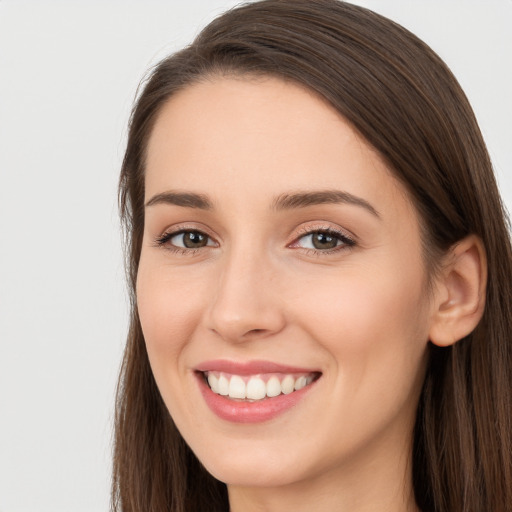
[205,459,300,488]
[191,438,310,488]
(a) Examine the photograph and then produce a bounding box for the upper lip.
[194,359,320,375]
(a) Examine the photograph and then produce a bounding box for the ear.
[429,235,487,347]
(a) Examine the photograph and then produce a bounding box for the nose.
[205,247,286,343]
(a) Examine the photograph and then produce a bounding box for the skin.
[137,76,445,512]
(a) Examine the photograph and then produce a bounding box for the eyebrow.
[145,191,213,210]
[144,189,379,218]
[272,190,380,217]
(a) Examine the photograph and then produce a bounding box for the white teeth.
[206,372,317,400]
[281,375,295,395]
[246,376,267,400]
[265,376,282,397]
[228,375,246,399]
[218,374,229,396]
[207,373,219,393]
[294,375,307,391]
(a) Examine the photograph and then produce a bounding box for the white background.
[0,1,510,511]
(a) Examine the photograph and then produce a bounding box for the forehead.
[144,76,414,219]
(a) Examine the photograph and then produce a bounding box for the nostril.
[246,328,266,335]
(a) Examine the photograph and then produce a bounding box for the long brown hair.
[113,1,512,510]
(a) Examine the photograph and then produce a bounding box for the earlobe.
[429,235,487,347]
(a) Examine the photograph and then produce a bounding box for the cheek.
[136,261,207,363]
[289,263,430,454]
[293,257,430,381]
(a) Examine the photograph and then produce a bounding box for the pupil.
[184,231,207,248]
[312,233,337,250]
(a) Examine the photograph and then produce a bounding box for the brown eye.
[311,232,338,250]
[293,229,355,252]
[175,231,210,248]
[155,228,217,252]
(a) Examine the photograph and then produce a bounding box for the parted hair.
[113,1,512,511]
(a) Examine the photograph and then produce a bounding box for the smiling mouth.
[201,371,320,401]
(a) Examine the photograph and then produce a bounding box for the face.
[137,76,435,491]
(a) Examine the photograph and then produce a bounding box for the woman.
[113,1,512,511]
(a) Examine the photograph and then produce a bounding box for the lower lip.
[196,373,318,423]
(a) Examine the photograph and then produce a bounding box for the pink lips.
[195,359,320,423]
[196,359,317,375]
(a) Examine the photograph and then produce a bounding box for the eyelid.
[293,223,355,240]
[288,223,356,252]
[169,231,216,248]
[153,223,219,250]
[151,221,356,255]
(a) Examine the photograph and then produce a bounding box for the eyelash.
[153,228,215,256]
[153,226,356,256]
[291,226,356,255]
